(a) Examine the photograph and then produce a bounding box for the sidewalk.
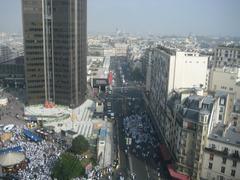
[103,122,113,167]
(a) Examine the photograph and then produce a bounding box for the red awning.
[159,144,171,161]
[167,164,190,180]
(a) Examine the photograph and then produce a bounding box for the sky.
[0,0,240,36]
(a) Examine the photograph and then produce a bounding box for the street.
[109,58,169,180]
[0,88,25,126]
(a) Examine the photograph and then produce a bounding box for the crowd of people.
[123,112,161,165]
[17,140,62,179]
[0,125,66,180]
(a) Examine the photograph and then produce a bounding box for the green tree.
[52,153,84,180]
[70,135,89,155]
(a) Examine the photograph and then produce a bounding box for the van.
[110,113,115,119]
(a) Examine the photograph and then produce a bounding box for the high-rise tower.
[22,0,87,108]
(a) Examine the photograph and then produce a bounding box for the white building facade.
[149,46,209,135]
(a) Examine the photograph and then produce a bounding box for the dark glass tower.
[22,0,87,108]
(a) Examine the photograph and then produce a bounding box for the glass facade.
[22,0,87,107]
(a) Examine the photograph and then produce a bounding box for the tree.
[70,135,89,155]
[52,153,84,180]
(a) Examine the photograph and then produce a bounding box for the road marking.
[128,154,133,173]
[145,162,150,179]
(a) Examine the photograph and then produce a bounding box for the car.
[104,115,108,121]
[107,101,112,107]
[110,113,115,119]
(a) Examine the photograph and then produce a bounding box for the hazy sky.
[0,0,240,36]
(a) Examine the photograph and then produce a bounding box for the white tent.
[0,152,25,167]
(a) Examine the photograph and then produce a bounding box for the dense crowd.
[0,125,65,180]
[17,140,62,179]
[123,112,161,165]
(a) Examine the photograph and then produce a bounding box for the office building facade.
[22,0,87,107]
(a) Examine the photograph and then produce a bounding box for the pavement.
[0,88,26,126]
[103,121,113,167]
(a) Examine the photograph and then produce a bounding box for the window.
[220,107,224,112]
[209,154,214,160]
[221,166,225,173]
[223,147,228,153]
[231,170,236,177]
[211,144,216,149]
[222,157,227,164]
[219,114,223,121]
[233,160,237,167]
[208,162,213,169]
[219,176,224,180]
[220,98,225,105]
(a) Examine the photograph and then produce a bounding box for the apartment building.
[198,92,240,180]
[213,45,240,68]
[148,46,209,140]
[166,90,214,179]
[208,67,240,99]
[114,43,128,57]
[201,122,240,180]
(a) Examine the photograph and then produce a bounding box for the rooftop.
[157,45,176,56]
[179,95,213,123]
[215,90,229,98]
[217,44,240,49]
[209,123,240,147]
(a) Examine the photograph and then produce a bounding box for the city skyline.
[0,0,240,37]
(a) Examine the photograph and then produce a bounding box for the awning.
[167,164,190,180]
[0,146,24,155]
[159,144,171,161]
